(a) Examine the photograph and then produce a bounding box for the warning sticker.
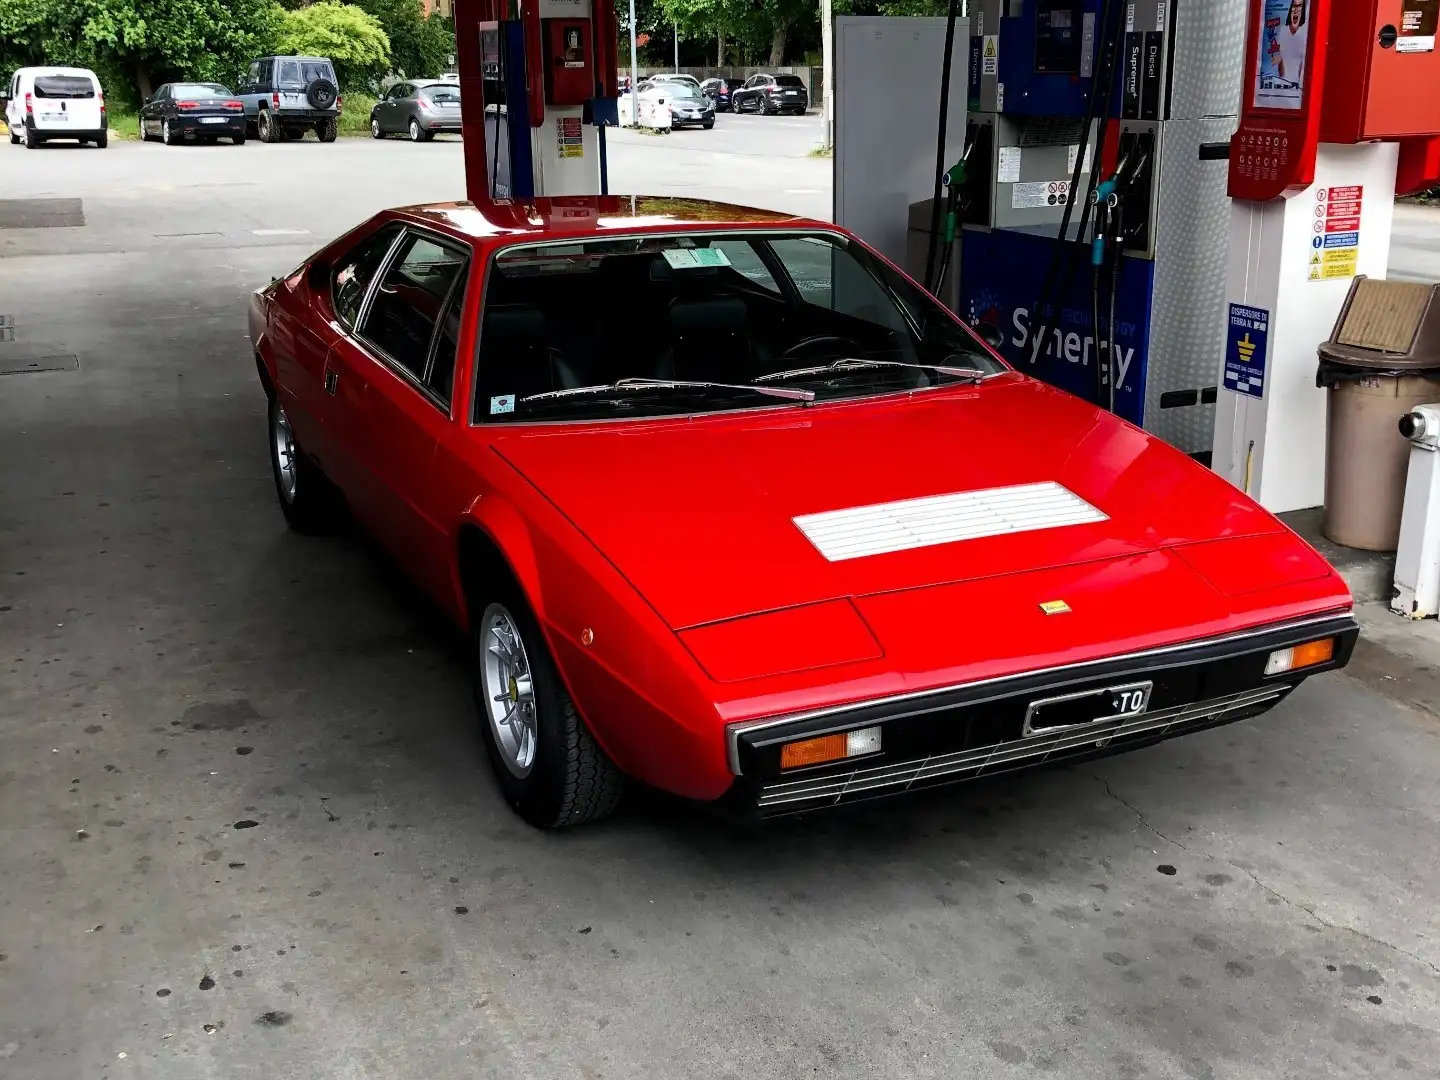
[1067,143,1094,175]
[557,115,584,159]
[1400,1,1438,53]
[982,35,998,75]
[997,146,1022,184]
[996,82,1004,111]
[1012,180,1071,209]
[1308,186,1362,283]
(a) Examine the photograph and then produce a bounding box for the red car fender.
[454,493,737,800]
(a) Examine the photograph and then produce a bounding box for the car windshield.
[775,75,804,87]
[474,231,1005,423]
[171,84,231,98]
[422,84,461,103]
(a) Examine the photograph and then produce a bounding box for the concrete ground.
[2,125,1440,1080]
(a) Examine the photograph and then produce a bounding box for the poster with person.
[1255,0,1309,110]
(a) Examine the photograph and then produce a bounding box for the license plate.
[785,90,799,95]
[201,117,228,124]
[42,111,68,122]
[1022,681,1153,738]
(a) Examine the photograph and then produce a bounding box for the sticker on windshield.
[490,394,516,415]
[662,247,732,270]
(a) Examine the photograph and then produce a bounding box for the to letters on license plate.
[1022,681,1153,738]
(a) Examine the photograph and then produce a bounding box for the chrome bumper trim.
[724,610,1354,775]
[755,684,1289,810]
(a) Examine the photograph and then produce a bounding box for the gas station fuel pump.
[951,0,1248,457]
[453,0,620,203]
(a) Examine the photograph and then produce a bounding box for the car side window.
[333,226,402,330]
[259,59,273,86]
[278,60,301,87]
[358,231,469,389]
[247,62,259,88]
[425,267,470,405]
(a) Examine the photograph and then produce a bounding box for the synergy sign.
[960,231,1155,425]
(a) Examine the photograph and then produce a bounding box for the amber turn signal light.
[779,726,883,770]
[1264,637,1335,676]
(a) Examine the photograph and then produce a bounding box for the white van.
[4,67,108,149]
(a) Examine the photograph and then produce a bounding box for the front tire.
[471,595,624,828]
[268,395,339,533]
[371,116,384,139]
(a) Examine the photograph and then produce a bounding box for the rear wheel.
[163,118,178,145]
[23,124,39,148]
[470,593,624,828]
[268,395,340,533]
[317,118,337,143]
[409,118,429,143]
[258,110,280,143]
[232,133,246,146]
[94,131,108,148]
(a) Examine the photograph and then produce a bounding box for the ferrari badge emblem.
[1039,600,1072,615]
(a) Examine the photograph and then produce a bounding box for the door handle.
[324,368,339,396]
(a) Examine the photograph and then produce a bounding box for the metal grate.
[794,482,1108,562]
[0,199,85,229]
[0,355,79,375]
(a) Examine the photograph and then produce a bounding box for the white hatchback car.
[5,67,108,149]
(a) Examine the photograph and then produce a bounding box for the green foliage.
[353,0,453,80]
[337,90,376,135]
[273,2,390,91]
[0,0,282,106]
[645,0,820,66]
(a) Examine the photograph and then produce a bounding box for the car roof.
[16,67,99,78]
[384,197,825,244]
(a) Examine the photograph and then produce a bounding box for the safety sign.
[982,35,998,75]
[1308,185,1362,281]
[997,146,1022,184]
[557,115,584,158]
[1399,1,1438,53]
[1224,303,1269,399]
[1012,180,1070,209]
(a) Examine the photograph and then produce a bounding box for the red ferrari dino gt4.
[248,196,1357,827]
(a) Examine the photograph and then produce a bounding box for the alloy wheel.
[480,604,538,778]
[272,401,298,504]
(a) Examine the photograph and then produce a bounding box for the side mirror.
[975,323,1005,350]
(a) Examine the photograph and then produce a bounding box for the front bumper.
[672,111,714,126]
[725,612,1358,816]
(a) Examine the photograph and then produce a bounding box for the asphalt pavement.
[2,124,1440,1080]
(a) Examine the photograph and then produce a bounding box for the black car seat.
[477,304,583,404]
[661,296,757,383]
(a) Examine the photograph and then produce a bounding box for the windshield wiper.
[754,358,991,384]
[519,377,815,405]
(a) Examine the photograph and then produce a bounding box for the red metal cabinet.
[1321,0,1440,141]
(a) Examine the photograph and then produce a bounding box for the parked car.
[658,83,715,129]
[140,83,246,146]
[648,73,702,90]
[700,77,744,111]
[371,80,462,142]
[248,195,1358,828]
[235,55,341,143]
[732,73,809,115]
[4,67,107,149]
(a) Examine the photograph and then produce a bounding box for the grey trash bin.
[1318,277,1440,551]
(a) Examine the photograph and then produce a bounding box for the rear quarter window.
[775,75,804,88]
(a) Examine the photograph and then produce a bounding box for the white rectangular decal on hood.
[794,482,1108,562]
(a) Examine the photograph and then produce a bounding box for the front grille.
[756,684,1289,811]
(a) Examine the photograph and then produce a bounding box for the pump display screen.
[1035,2,1085,74]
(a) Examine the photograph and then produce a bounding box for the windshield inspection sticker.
[662,247,732,270]
[490,394,516,415]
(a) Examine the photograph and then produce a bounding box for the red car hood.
[492,377,1309,633]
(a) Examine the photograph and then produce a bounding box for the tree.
[353,0,453,79]
[648,0,818,67]
[0,0,281,104]
[273,2,390,90]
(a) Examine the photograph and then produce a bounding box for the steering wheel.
[781,334,864,359]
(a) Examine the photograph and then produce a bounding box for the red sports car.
[248,196,1358,828]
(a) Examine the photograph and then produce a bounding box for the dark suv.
[731,73,809,116]
[235,56,341,142]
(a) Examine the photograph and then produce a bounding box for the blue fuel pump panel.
[959,229,1156,425]
[996,0,1103,117]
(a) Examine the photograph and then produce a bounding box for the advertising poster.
[1255,0,1309,110]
